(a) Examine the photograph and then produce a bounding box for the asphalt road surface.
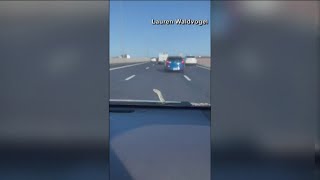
[110,62,210,103]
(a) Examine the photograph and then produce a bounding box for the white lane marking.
[125,75,135,81]
[110,62,148,71]
[146,67,149,70]
[184,75,191,81]
[196,65,210,70]
[153,89,165,103]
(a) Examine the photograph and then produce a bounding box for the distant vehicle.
[185,56,197,65]
[120,54,131,59]
[164,56,185,72]
[150,57,157,62]
[158,53,169,64]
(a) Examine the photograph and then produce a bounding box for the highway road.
[110,62,210,104]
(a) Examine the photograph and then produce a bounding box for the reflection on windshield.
[110,1,210,105]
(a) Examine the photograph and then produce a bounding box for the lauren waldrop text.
[151,19,209,26]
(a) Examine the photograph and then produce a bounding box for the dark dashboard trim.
[109,102,211,110]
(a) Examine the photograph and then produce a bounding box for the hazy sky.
[110,1,210,57]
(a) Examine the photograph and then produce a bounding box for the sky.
[110,1,210,57]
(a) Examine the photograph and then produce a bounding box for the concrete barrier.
[110,57,211,68]
[196,57,211,68]
[110,57,149,64]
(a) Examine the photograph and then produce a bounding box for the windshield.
[110,1,210,106]
[168,57,183,62]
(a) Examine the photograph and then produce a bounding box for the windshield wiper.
[109,99,210,108]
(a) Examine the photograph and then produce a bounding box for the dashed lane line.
[184,75,191,81]
[125,75,136,81]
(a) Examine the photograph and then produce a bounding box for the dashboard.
[110,105,210,180]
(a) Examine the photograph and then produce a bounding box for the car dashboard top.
[110,103,210,180]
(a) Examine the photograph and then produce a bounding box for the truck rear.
[158,53,169,64]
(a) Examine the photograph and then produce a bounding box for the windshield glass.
[168,57,183,62]
[110,1,210,106]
